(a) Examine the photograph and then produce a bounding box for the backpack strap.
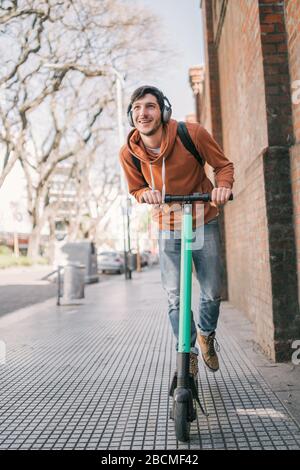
[132,155,142,173]
[177,121,205,167]
[132,155,147,184]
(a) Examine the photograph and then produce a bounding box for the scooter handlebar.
[164,192,233,203]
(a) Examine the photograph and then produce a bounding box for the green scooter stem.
[178,204,193,354]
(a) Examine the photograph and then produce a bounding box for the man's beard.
[139,120,162,136]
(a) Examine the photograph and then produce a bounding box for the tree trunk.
[27,227,41,259]
[47,217,56,264]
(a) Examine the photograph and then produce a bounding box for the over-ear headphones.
[127,87,172,127]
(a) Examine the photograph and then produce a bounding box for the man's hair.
[129,85,165,111]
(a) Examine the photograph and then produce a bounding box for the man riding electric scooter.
[119,85,234,378]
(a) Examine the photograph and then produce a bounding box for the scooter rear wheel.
[174,401,190,442]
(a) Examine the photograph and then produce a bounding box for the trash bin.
[127,252,137,271]
[59,241,99,284]
[62,263,85,303]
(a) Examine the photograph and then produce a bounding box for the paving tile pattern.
[0,269,299,450]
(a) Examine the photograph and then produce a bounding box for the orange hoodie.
[119,119,234,230]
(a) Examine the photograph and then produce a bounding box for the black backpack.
[131,121,204,181]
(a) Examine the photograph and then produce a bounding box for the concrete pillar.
[258,0,299,360]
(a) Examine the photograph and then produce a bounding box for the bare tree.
[23,85,113,257]
[0,0,171,257]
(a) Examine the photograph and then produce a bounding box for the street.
[0,265,113,317]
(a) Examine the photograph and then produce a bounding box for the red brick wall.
[285,0,300,141]
[215,0,275,353]
[200,0,299,359]
[285,0,300,300]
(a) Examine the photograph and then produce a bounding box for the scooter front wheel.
[174,401,190,442]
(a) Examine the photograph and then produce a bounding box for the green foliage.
[0,253,48,269]
[0,245,13,255]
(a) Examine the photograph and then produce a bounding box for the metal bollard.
[61,263,85,304]
[57,265,62,306]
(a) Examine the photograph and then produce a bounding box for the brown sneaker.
[197,332,220,372]
[189,352,199,377]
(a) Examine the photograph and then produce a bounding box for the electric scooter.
[165,192,233,442]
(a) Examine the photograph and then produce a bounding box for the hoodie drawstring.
[161,157,166,203]
[149,158,166,203]
[149,163,155,191]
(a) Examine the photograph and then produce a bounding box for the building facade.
[192,0,300,361]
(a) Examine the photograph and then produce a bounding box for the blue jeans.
[158,218,223,353]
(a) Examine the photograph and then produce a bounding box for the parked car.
[140,251,149,267]
[98,251,124,274]
[140,250,159,267]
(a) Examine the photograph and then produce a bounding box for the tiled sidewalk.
[0,267,299,450]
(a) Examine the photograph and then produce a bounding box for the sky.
[137,0,205,120]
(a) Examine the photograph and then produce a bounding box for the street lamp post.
[113,68,132,280]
